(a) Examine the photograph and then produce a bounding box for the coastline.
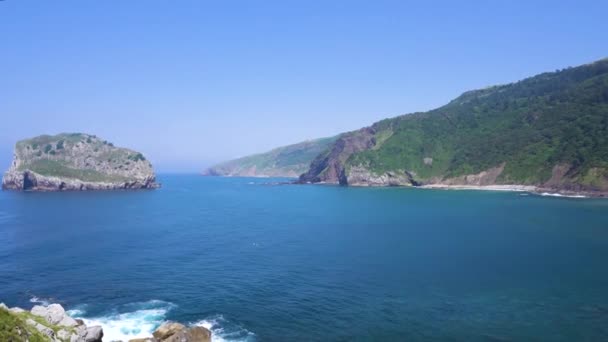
[208,175,606,198]
[419,184,537,192]
[303,180,604,198]
[419,184,536,191]
[419,184,603,198]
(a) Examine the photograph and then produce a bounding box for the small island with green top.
[2,133,160,191]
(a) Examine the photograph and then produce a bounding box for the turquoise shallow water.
[1,175,608,341]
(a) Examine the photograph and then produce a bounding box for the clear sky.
[1,0,606,172]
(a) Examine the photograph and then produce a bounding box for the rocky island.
[0,302,211,342]
[2,133,160,191]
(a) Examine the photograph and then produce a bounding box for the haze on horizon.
[1,0,606,172]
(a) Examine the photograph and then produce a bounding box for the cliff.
[2,133,160,191]
[203,136,338,177]
[298,58,608,196]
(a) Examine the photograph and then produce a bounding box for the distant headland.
[205,58,608,197]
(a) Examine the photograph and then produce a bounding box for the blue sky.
[1,0,606,172]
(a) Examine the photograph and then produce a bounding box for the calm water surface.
[1,175,608,341]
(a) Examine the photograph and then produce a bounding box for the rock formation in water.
[2,133,160,191]
[131,322,211,342]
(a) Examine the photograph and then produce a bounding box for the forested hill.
[299,58,608,195]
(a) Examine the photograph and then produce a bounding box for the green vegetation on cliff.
[0,308,46,342]
[11,133,154,183]
[204,136,338,177]
[302,58,608,192]
[3,133,159,191]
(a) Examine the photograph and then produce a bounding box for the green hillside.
[301,58,608,194]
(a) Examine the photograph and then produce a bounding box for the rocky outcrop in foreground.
[0,302,102,342]
[2,133,160,191]
[0,303,212,342]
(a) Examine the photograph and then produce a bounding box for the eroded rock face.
[85,325,103,342]
[438,163,506,186]
[2,133,160,191]
[345,166,417,186]
[299,127,376,184]
[153,322,187,340]
[47,304,78,327]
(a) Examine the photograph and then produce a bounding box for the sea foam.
[539,192,587,198]
[70,300,176,341]
[29,296,52,306]
[195,314,256,342]
[66,300,255,342]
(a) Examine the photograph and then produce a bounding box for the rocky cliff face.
[298,127,376,184]
[345,166,419,187]
[2,133,160,191]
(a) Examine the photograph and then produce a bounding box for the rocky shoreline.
[2,170,160,191]
[296,159,608,198]
[0,302,211,342]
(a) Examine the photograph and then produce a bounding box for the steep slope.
[2,133,159,191]
[203,136,338,177]
[300,58,608,195]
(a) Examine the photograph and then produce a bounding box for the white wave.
[70,300,176,341]
[195,315,256,342]
[540,192,587,198]
[66,308,85,316]
[29,296,51,306]
[65,304,88,317]
[65,300,255,342]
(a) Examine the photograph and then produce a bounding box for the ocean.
[1,175,608,341]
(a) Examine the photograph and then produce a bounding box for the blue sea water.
[1,175,608,341]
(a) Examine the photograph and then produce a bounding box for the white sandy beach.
[419,184,537,192]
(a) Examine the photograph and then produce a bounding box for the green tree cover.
[344,59,608,187]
